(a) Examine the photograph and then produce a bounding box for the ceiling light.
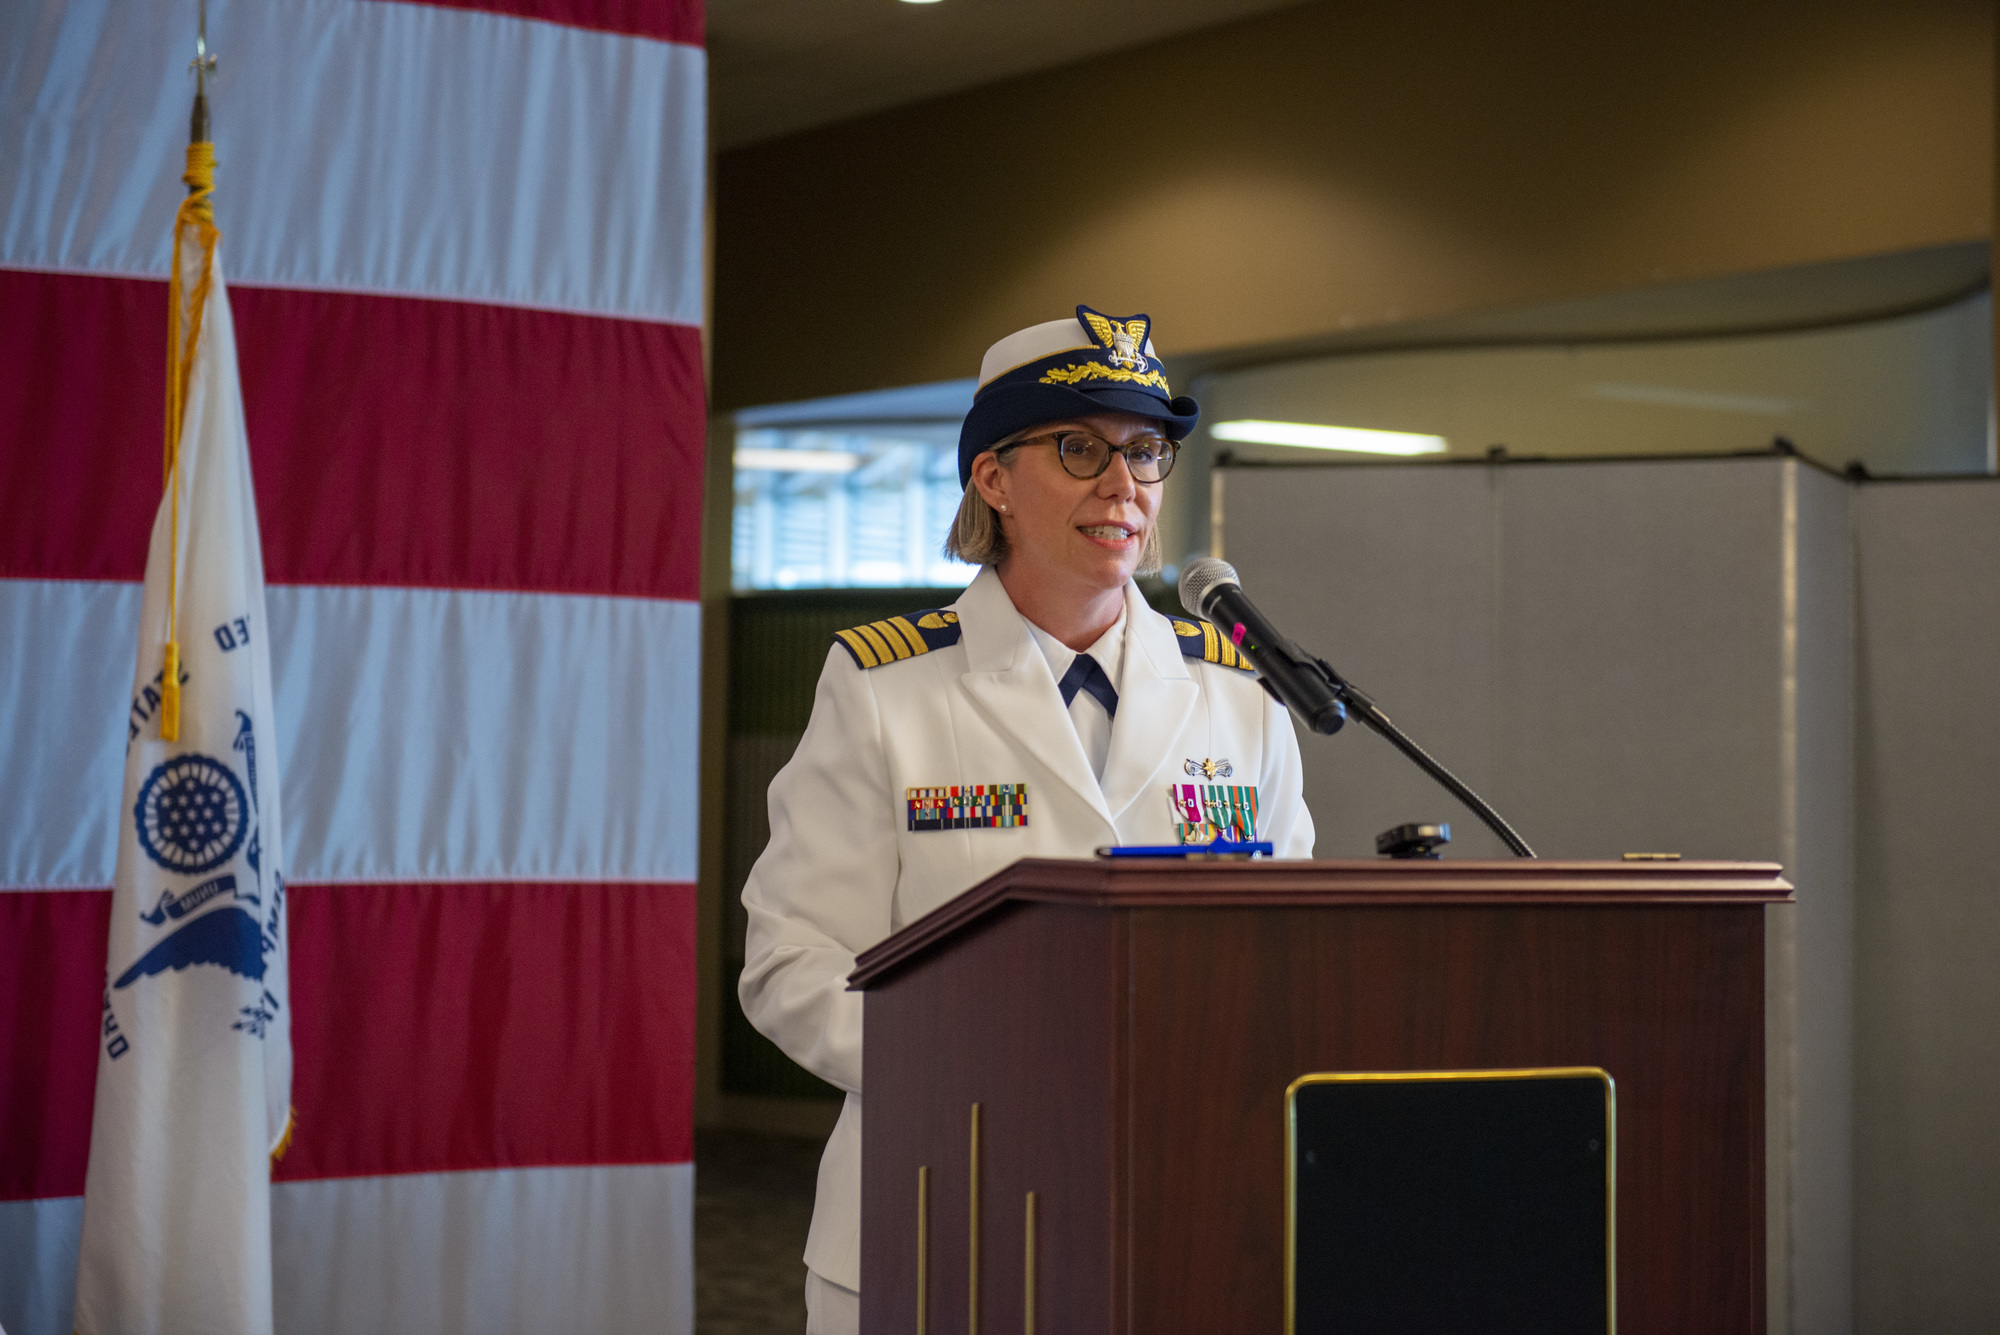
[1208,420,1448,456]
[900,0,944,5]
[735,448,862,473]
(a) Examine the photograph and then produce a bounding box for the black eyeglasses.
[998,430,1179,483]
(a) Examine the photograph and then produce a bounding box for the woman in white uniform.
[737,307,1316,1333]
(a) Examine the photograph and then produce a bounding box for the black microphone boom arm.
[1178,556,1536,858]
[1304,660,1537,859]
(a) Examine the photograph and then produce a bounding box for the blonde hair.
[944,479,1164,575]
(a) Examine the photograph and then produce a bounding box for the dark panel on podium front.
[1289,1071,1613,1334]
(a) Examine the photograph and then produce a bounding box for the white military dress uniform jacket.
[737,565,1316,1291]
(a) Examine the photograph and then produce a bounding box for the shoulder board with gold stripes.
[1168,617,1256,672]
[832,609,963,669]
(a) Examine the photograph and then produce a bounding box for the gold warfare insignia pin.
[1185,757,1234,780]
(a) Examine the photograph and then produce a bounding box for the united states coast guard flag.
[73,128,292,1335]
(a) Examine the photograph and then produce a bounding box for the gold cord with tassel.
[159,140,219,742]
[270,1105,297,1164]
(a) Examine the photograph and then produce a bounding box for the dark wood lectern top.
[849,857,1790,989]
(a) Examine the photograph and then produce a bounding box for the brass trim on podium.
[916,1165,929,1335]
[1023,1191,1038,1335]
[969,1102,982,1335]
[1283,1067,1618,1335]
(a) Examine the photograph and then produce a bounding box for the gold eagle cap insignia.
[1079,309,1151,372]
[1185,757,1234,780]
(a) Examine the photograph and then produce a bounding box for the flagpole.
[191,1,213,145]
[161,1,220,741]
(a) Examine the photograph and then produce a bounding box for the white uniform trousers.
[805,1267,859,1335]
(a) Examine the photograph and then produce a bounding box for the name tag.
[1170,783,1260,844]
[907,784,1028,831]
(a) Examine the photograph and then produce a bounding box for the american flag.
[0,2,706,1331]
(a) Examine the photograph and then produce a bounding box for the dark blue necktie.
[1057,653,1118,719]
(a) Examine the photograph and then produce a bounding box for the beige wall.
[713,0,1992,410]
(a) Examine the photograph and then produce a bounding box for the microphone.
[1177,556,1537,857]
[1178,558,1347,735]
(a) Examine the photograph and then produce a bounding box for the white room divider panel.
[1852,478,2000,1333]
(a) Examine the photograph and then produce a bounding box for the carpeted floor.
[695,1128,826,1334]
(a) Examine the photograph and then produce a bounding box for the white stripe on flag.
[0,0,705,325]
[0,581,702,888]
[1,1164,695,1335]
[0,1196,81,1335]
[0,579,138,888]
[270,585,704,883]
[272,1164,694,1335]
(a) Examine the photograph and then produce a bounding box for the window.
[731,424,977,590]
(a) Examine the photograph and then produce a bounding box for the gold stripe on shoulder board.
[1171,615,1251,670]
[834,626,879,668]
[854,621,898,662]
[868,618,917,659]
[885,616,930,656]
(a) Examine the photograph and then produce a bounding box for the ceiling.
[706,0,1308,150]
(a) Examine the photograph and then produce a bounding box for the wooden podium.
[850,858,1789,1334]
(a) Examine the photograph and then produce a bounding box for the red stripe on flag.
[0,268,705,600]
[0,880,694,1200]
[0,270,159,589]
[277,880,696,1181]
[0,889,108,1202]
[375,0,705,46]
